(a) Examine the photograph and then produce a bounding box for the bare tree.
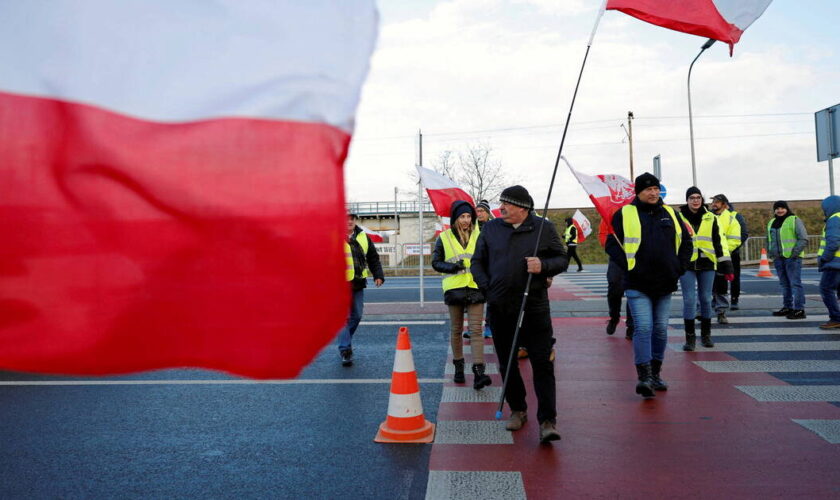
[457,143,509,203]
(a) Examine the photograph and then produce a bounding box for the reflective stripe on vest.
[564,225,578,244]
[440,228,479,292]
[766,216,799,259]
[344,231,370,281]
[678,210,728,268]
[621,204,682,271]
[818,213,840,259]
[718,208,742,253]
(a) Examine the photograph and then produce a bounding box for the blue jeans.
[819,269,840,322]
[679,269,715,320]
[625,289,671,365]
[338,288,364,352]
[774,257,804,310]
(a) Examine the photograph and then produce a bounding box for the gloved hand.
[725,273,734,282]
[455,259,466,271]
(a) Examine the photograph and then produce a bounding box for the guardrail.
[740,235,821,264]
[348,200,433,216]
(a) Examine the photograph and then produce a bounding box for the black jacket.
[606,198,693,297]
[471,213,568,310]
[347,226,384,291]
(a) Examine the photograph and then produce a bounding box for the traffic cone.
[374,327,435,443]
[757,248,774,278]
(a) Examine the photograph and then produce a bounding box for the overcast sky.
[343,0,840,208]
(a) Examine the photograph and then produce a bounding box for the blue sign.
[659,183,667,200]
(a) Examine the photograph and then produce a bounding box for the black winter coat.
[471,213,568,311]
[606,198,693,297]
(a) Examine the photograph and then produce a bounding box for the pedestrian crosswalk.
[554,271,684,299]
[668,315,840,443]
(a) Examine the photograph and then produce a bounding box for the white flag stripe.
[416,165,462,190]
[0,1,378,130]
[562,156,611,198]
[713,0,773,30]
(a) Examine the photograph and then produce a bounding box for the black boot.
[472,363,492,390]
[700,318,714,348]
[453,358,465,384]
[650,359,668,391]
[635,363,655,398]
[682,319,696,351]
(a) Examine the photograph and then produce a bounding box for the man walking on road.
[471,185,568,443]
[709,194,742,324]
[767,200,808,319]
[338,213,384,366]
[564,217,584,272]
[818,195,840,330]
[607,173,693,398]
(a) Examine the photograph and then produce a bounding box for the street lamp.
[687,38,716,186]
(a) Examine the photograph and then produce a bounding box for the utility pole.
[627,111,635,179]
[417,129,424,307]
[393,186,399,234]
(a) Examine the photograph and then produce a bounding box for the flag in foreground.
[564,158,635,247]
[0,1,378,378]
[416,165,475,217]
[571,210,593,244]
[606,0,772,53]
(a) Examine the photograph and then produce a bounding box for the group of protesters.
[338,173,840,442]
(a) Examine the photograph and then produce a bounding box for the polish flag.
[606,0,772,53]
[0,2,378,378]
[416,165,475,217]
[563,158,635,247]
[357,225,392,244]
[571,210,593,244]
[434,219,451,239]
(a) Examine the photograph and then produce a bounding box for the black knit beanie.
[499,185,533,210]
[634,172,660,195]
[773,200,790,211]
[685,186,702,201]
[476,199,491,213]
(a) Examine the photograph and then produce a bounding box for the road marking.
[669,341,840,352]
[0,378,448,386]
[425,471,525,500]
[694,360,840,373]
[792,419,840,444]
[441,386,502,403]
[668,327,835,336]
[434,420,514,444]
[669,315,830,325]
[360,320,446,325]
[736,385,840,402]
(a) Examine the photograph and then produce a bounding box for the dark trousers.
[489,302,556,424]
[730,250,741,302]
[607,259,632,325]
[568,245,582,270]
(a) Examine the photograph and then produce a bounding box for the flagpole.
[495,2,606,420]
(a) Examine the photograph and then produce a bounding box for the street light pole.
[627,111,635,179]
[688,38,716,187]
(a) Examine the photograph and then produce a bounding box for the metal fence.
[376,243,435,269]
[739,235,821,263]
[348,200,433,216]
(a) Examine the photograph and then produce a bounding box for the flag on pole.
[416,165,475,217]
[563,157,635,247]
[606,0,772,53]
[0,1,378,378]
[571,210,592,244]
[357,225,393,244]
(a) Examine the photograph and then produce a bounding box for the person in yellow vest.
[432,200,492,390]
[564,217,584,272]
[767,201,808,319]
[338,213,384,366]
[677,187,733,351]
[606,173,693,398]
[818,195,840,329]
[709,194,741,324]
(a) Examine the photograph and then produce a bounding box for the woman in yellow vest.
[677,186,733,351]
[766,200,808,320]
[432,200,492,390]
[818,195,840,329]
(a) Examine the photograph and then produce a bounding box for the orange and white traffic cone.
[757,248,774,278]
[374,327,435,443]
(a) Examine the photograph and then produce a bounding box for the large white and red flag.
[571,210,593,244]
[357,224,394,244]
[0,2,378,378]
[416,165,475,217]
[563,158,635,247]
[606,0,772,53]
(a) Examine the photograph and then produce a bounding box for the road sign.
[816,104,839,162]
[659,183,667,200]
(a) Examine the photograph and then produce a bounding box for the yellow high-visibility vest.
[345,231,370,281]
[621,204,682,271]
[766,216,800,259]
[717,208,742,253]
[564,225,578,244]
[439,228,479,292]
[818,213,840,259]
[678,210,730,269]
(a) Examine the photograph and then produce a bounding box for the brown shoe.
[517,347,528,359]
[539,421,561,443]
[505,411,527,431]
[819,321,840,330]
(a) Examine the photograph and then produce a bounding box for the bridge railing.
[348,200,433,216]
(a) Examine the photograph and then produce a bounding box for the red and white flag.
[357,224,393,244]
[606,0,772,53]
[0,2,378,378]
[416,165,475,217]
[434,219,451,239]
[571,210,592,244]
[564,158,635,247]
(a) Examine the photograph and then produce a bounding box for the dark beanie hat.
[685,186,702,201]
[450,200,473,220]
[476,199,491,212]
[634,172,660,195]
[500,185,533,210]
[565,217,573,225]
[773,200,790,211]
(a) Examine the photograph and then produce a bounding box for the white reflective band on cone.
[387,392,424,418]
[392,349,416,373]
